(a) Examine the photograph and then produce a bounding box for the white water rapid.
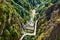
[20,9,38,40]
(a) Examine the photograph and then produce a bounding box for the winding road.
[20,20,38,40]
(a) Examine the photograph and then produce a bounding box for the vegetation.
[0,0,24,40]
[0,0,60,40]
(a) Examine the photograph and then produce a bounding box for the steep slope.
[0,0,24,40]
[37,2,60,40]
[0,0,60,40]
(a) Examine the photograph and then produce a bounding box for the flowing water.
[20,9,38,40]
[28,9,36,26]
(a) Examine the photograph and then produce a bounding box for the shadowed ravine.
[20,9,38,40]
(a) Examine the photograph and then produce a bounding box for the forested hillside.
[0,0,60,40]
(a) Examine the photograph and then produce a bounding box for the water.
[28,9,36,26]
[20,9,38,40]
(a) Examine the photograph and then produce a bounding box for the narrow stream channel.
[20,9,38,40]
